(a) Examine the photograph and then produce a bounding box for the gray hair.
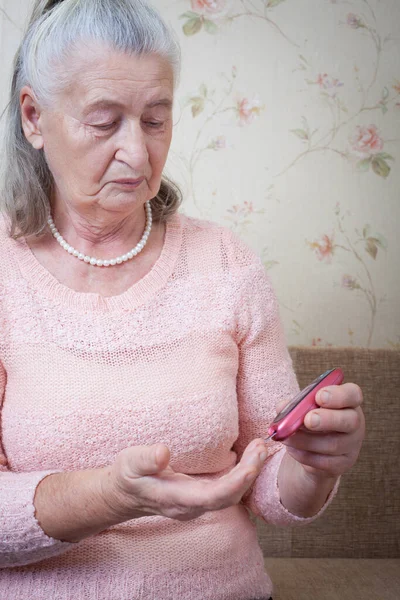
[0,0,182,238]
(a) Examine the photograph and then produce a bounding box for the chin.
[104,192,150,212]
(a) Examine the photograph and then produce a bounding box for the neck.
[49,202,149,261]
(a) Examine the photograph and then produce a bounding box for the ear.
[20,86,44,150]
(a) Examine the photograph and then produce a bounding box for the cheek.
[52,134,113,187]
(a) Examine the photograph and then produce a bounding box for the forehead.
[62,43,174,112]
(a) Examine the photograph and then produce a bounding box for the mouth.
[113,178,145,187]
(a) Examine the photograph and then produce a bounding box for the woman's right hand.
[100,440,269,522]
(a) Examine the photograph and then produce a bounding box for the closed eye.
[92,122,117,131]
[144,121,165,129]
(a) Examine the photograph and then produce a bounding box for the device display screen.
[272,368,334,423]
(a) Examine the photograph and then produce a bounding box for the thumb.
[128,444,171,477]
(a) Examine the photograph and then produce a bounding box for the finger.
[304,406,363,433]
[125,444,171,477]
[241,438,268,464]
[225,439,267,482]
[315,383,363,409]
[283,430,352,455]
[189,445,268,510]
[220,441,270,491]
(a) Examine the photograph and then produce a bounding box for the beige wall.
[1,0,399,348]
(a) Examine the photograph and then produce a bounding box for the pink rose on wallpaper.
[308,234,335,262]
[191,0,227,15]
[349,125,393,177]
[350,125,384,158]
[236,96,264,125]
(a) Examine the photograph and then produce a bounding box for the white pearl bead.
[110,259,117,266]
[116,257,123,265]
[73,250,79,257]
[78,253,84,261]
[127,251,134,260]
[84,256,91,263]
[103,260,110,267]
[90,258,97,266]
[68,246,74,254]
[122,254,129,262]
[96,260,104,267]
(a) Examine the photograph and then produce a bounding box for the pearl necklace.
[47,201,152,267]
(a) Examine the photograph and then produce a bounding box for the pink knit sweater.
[0,212,339,599]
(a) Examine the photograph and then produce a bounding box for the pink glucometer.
[265,367,344,442]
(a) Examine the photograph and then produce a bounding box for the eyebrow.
[146,99,173,109]
[82,98,173,115]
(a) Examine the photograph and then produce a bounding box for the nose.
[114,120,149,173]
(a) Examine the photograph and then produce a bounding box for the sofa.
[256,346,400,600]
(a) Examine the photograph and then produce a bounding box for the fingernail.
[319,390,331,405]
[309,413,320,428]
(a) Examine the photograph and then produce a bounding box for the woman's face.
[24,45,174,219]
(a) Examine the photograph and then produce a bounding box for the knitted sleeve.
[0,362,80,568]
[232,247,340,526]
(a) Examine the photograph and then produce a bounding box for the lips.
[113,178,145,186]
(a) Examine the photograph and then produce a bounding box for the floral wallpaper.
[0,0,399,348]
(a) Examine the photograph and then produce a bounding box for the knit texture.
[0,213,340,599]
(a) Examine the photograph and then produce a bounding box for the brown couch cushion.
[256,347,400,558]
[264,558,400,600]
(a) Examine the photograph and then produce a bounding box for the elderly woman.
[0,1,365,599]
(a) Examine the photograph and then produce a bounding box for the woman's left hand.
[280,382,365,480]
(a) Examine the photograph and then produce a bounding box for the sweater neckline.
[13,213,182,312]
